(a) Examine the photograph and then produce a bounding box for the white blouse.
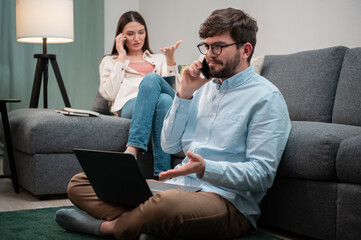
[99,50,179,113]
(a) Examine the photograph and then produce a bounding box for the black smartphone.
[200,58,211,79]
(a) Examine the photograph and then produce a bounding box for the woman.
[99,11,181,178]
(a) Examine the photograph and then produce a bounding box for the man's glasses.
[197,42,245,56]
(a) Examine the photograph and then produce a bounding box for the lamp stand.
[29,38,71,108]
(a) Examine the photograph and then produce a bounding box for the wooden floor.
[0,156,312,240]
[0,156,72,212]
[0,178,72,212]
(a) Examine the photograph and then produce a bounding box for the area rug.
[0,206,282,239]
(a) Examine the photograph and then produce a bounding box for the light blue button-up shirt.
[161,66,291,228]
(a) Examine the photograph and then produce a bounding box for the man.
[55,8,291,240]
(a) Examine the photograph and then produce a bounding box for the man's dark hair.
[199,8,258,62]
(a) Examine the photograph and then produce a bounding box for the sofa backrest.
[261,46,348,122]
[92,91,111,115]
[332,47,361,127]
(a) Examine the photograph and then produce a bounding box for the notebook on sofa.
[73,148,201,206]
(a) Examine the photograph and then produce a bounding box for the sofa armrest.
[336,135,361,184]
[278,121,361,180]
[6,108,131,154]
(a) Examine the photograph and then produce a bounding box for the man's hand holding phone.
[178,60,211,100]
[200,58,211,80]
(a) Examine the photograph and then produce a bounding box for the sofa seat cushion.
[7,108,131,154]
[261,46,348,122]
[277,121,361,180]
[336,135,361,184]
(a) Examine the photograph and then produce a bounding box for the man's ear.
[242,43,253,60]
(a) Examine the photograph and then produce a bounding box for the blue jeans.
[118,73,175,176]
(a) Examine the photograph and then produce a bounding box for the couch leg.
[38,195,50,200]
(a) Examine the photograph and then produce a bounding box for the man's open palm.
[159,151,205,181]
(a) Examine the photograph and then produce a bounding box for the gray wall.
[105,0,361,65]
[104,0,139,55]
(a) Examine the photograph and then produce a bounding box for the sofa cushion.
[332,47,361,126]
[250,55,264,74]
[6,151,83,195]
[92,91,111,115]
[261,46,348,122]
[7,108,131,154]
[277,121,361,180]
[336,135,361,185]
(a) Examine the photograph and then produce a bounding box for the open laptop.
[163,76,176,90]
[73,148,201,206]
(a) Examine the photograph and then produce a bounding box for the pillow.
[179,65,188,75]
[91,91,112,115]
[250,56,265,74]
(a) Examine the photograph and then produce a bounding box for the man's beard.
[209,51,241,79]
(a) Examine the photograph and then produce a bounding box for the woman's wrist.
[166,56,176,66]
[116,54,126,62]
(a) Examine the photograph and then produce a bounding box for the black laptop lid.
[73,148,152,206]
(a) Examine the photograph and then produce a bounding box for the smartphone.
[200,58,211,79]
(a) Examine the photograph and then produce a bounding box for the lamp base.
[29,54,71,108]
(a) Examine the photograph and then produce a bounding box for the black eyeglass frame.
[197,42,245,56]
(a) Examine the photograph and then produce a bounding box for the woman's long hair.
[110,11,152,55]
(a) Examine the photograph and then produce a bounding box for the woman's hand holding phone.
[115,33,127,62]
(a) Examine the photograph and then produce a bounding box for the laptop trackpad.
[146,180,202,194]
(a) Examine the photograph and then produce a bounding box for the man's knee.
[150,189,181,208]
[67,172,87,201]
[143,190,184,221]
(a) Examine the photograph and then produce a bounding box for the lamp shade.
[16,0,74,43]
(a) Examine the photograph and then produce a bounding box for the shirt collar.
[143,50,152,58]
[124,50,153,65]
[212,66,256,90]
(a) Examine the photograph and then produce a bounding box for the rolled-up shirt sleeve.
[161,94,192,154]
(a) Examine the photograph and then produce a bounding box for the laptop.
[73,148,202,206]
[163,76,176,90]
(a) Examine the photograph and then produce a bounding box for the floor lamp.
[16,0,74,108]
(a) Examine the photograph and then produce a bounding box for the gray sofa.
[1,46,360,239]
[258,46,361,240]
[0,108,158,195]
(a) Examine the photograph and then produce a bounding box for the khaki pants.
[68,172,251,240]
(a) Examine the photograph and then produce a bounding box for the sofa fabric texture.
[278,121,361,180]
[1,46,361,240]
[8,108,130,154]
[332,48,361,126]
[336,135,361,185]
[258,46,361,240]
[336,184,361,240]
[260,178,338,240]
[261,46,347,123]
